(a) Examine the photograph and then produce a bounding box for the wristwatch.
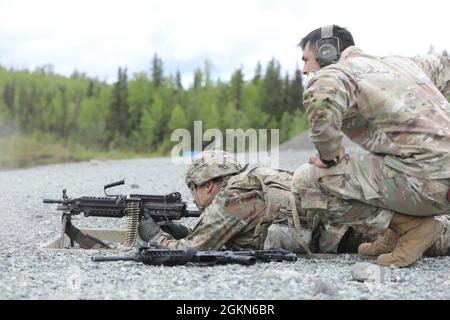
[320,155,340,168]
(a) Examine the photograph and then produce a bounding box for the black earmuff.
[316,25,340,67]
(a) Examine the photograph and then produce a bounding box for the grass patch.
[0,135,158,169]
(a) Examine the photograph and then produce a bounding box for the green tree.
[77,85,111,148]
[128,73,153,139]
[279,111,292,142]
[2,82,16,118]
[203,59,214,87]
[151,53,164,87]
[282,73,290,115]
[136,93,165,152]
[58,85,68,138]
[289,109,308,136]
[195,87,220,130]
[108,67,130,143]
[289,66,304,113]
[240,82,268,128]
[193,68,203,90]
[175,70,183,91]
[253,62,262,84]
[260,58,283,121]
[168,103,188,132]
[86,80,96,98]
[231,67,244,110]
[17,85,34,133]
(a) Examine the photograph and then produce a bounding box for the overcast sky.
[0,0,448,86]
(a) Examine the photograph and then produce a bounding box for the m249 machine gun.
[43,180,200,249]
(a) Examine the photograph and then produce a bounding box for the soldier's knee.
[263,224,310,253]
[292,163,321,193]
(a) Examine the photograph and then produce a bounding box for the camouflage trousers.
[263,222,369,253]
[263,217,450,256]
[292,153,450,237]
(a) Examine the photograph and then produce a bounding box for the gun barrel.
[194,253,257,266]
[185,210,201,218]
[225,255,257,266]
[91,255,138,262]
[43,199,63,204]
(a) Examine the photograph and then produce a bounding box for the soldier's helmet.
[185,149,243,188]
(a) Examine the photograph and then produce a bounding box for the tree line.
[0,54,308,154]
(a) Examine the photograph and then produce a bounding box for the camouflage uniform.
[293,46,450,236]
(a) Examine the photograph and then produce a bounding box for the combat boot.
[358,229,399,259]
[424,216,450,257]
[377,213,443,268]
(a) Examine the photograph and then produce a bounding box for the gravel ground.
[1,149,449,300]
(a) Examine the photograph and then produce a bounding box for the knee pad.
[263,224,311,253]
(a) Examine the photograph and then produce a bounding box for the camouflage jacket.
[304,46,450,179]
[150,167,350,252]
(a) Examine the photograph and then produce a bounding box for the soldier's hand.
[138,216,161,241]
[159,221,191,240]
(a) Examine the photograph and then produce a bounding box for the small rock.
[312,279,338,296]
[263,269,300,281]
[130,184,140,189]
[351,263,384,283]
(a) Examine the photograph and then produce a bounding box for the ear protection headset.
[316,25,340,67]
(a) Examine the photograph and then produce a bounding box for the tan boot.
[358,229,399,259]
[377,213,443,268]
[424,216,450,257]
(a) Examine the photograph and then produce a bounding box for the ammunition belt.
[125,199,141,247]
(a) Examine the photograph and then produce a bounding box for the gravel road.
[1,149,449,300]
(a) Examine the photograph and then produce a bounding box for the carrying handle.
[104,180,125,196]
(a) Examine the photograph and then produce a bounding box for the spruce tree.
[175,70,183,91]
[168,104,188,132]
[2,82,16,117]
[289,65,304,113]
[193,68,203,90]
[231,67,244,110]
[58,85,68,139]
[261,58,283,121]
[253,62,262,84]
[108,67,131,141]
[151,53,164,87]
[282,72,290,115]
